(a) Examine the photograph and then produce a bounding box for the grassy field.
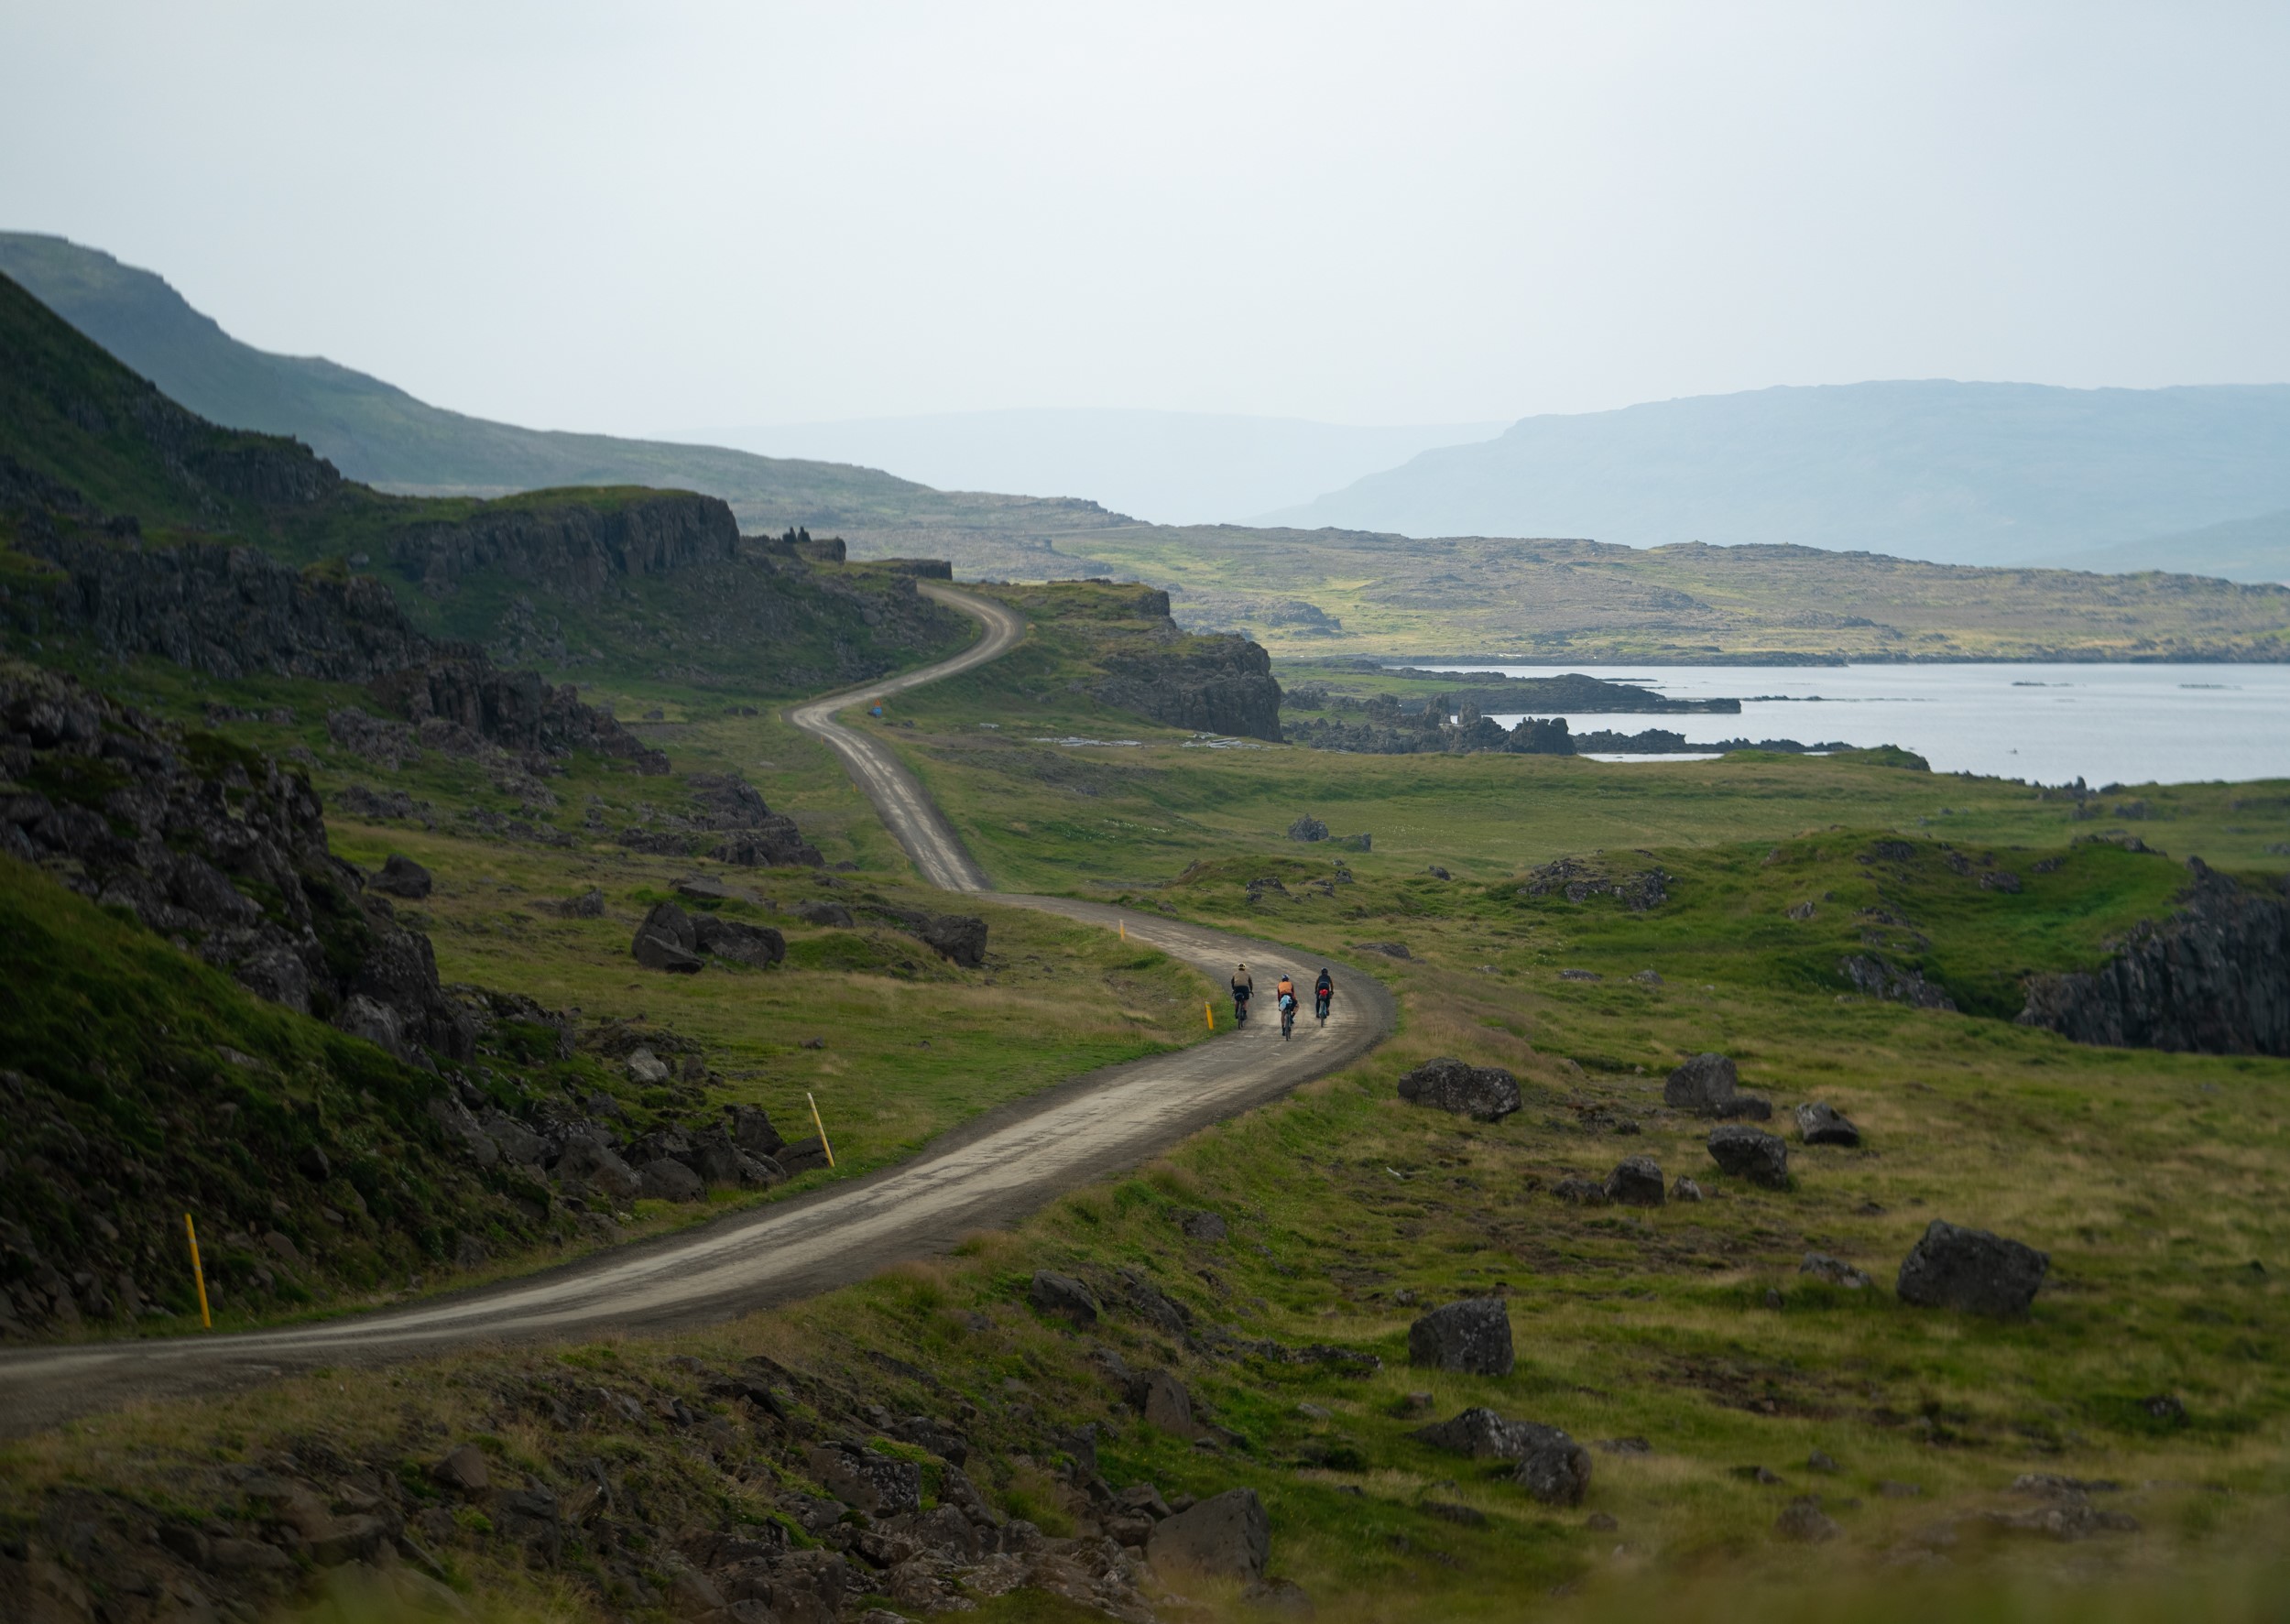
[6,589,2288,1622]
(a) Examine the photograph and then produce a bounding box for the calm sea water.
[1422,663,2290,787]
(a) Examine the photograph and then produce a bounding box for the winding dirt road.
[0,584,1390,1436]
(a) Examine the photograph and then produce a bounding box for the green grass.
[6,561,2289,1621]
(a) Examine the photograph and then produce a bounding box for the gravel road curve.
[0,583,1391,1436]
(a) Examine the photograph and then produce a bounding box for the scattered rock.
[373,853,434,899]
[1663,1052,1772,1119]
[632,901,703,973]
[1029,1270,1101,1325]
[1242,1577,1314,1616]
[431,1443,491,1494]
[1670,1175,1704,1203]
[1774,1497,1841,1542]
[1178,1209,1228,1242]
[1553,1176,1607,1206]
[1895,1220,2048,1316]
[672,873,734,901]
[1288,815,1330,843]
[797,899,857,928]
[1424,866,1451,880]
[2143,1393,2187,1425]
[545,887,606,918]
[1632,969,1663,985]
[638,1157,705,1203]
[625,1046,672,1085]
[1808,1449,1840,1474]
[1420,1499,1487,1527]
[1131,1368,1198,1436]
[1602,1155,1665,1206]
[1799,1252,1873,1289]
[1412,1407,1573,1462]
[1794,1100,1862,1147]
[1516,1440,1594,1507]
[1407,1297,1513,1376]
[1394,1057,1521,1121]
[806,1443,921,1516]
[1558,968,1602,982]
[1586,1511,1619,1532]
[1147,1488,1269,1580]
[1359,941,1412,959]
[1706,1124,1791,1188]
[692,913,787,967]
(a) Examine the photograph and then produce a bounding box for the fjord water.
[1439,662,2290,786]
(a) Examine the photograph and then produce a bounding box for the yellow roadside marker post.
[1119,920,1125,941]
[807,1092,836,1169]
[1205,1002,1214,1030]
[184,1214,212,1329]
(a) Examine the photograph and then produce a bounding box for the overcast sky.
[4,2,2285,437]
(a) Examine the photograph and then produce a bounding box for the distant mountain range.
[671,410,1502,527]
[8,230,2288,590]
[1264,380,2290,579]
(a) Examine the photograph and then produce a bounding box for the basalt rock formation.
[387,491,737,599]
[2,664,472,1061]
[2016,858,2290,1055]
[1094,625,1283,741]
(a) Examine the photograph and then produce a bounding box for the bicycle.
[1280,996,1297,1041]
[1232,992,1250,1027]
[1314,993,1331,1027]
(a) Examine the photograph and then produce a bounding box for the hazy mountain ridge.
[674,408,1504,526]
[0,232,1112,540]
[1267,379,2290,573]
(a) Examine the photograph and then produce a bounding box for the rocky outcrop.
[1095,629,1283,742]
[385,491,738,599]
[2,663,471,1059]
[16,526,432,681]
[1839,954,1958,1010]
[2016,859,2290,1055]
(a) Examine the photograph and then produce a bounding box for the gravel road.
[0,583,1390,1435]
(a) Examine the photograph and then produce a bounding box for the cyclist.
[1314,968,1334,1025]
[1275,972,1295,1005]
[1278,985,1299,1040]
[1230,963,1253,1026]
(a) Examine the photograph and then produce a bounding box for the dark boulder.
[1129,1368,1198,1437]
[1706,1124,1791,1188]
[726,1103,785,1158]
[1794,1101,1861,1147]
[1895,1219,2048,1316]
[1407,1297,1513,1376]
[1774,1497,1841,1542]
[919,912,988,967]
[1603,1155,1666,1206]
[632,931,703,974]
[1289,815,1330,843]
[1395,1057,1521,1122]
[1029,1270,1101,1325]
[1664,1052,1772,1119]
[796,899,856,928]
[556,1137,641,1202]
[692,913,786,966]
[638,1157,705,1203]
[775,1136,830,1174]
[1517,1439,1594,1507]
[1179,1209,1228,1242]
[1412,1407,1574,1462]
[1147,1488,1269,1580]
[1799,1252,1873,1289]
[373,853,433,899]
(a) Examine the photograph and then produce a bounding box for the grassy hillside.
[1260,379,2290,569]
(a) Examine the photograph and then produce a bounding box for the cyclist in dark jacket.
[1314,969,1334,1022]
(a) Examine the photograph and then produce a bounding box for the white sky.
[4,1,2285,436]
